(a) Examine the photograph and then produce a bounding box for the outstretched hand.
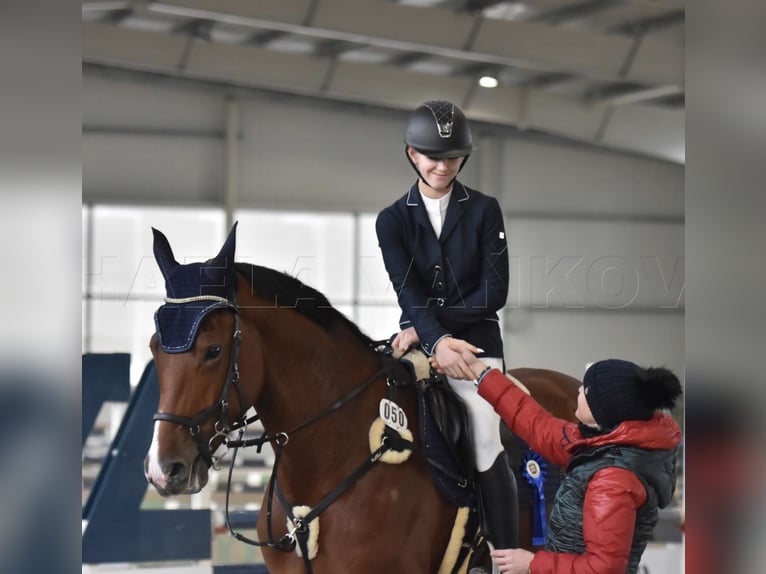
[457,349,490,380]
[428,337,482,380]
[490,548,534,574]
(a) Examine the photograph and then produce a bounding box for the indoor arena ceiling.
[82,0,685,163]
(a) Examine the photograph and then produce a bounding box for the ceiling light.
[484,2,528,20]
[479,76,499,88]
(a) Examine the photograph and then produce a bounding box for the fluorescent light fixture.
[479,76,499,88]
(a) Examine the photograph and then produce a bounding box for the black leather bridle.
[152,297,246,467]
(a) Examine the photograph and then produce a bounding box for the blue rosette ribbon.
[521,450,547,546]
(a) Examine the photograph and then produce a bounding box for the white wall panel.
[84,206,226,385]
[236,98,479,212]
[357,305,402,341]
[357,213,398,305]
[502,139,684,216]
[233,210,354,302]
[83,74,224,130]
[89,300,159,387]
[83,133,224,203]
[504,309,684,381]
[605,104,686,165]
[88,206,225,298]
[507,219,684,310]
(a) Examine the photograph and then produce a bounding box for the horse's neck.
[245,306,380,436]
[249,313,382,497]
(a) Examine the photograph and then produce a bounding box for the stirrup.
[467,538,500,574]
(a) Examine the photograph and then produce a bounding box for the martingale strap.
[274,426,414,574]
[220,357,410,570]
[224,436,295,553]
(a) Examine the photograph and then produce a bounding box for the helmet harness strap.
[404,147,470,192]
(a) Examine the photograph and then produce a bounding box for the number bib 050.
[379,399,408,432]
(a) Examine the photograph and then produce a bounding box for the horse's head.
[144,223,247,496]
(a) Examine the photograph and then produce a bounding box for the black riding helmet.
[404,100,473,187]
[405,100,473,159]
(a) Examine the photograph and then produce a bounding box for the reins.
[225,358,394,449]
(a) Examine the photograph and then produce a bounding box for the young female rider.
[376,100,518,556]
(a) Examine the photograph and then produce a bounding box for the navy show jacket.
[376,180,509,358]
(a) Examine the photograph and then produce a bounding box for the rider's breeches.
[446,357,504,472]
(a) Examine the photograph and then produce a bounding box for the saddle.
[389,349,483,574]
[397,349,477,508]
[393,348,563,508]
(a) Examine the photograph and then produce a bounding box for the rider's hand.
[428,337,482,380]
[392,326,420,355]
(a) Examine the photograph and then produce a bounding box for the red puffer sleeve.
[530,467,647,574]
[477,369,575,467]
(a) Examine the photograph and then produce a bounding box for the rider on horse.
[376,100,519,560]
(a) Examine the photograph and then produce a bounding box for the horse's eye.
[204,345,222,361]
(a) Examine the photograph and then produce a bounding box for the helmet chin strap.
[404,148,470,193]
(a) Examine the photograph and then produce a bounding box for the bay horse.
[144,223,579,574]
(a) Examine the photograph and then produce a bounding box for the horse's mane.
[235,262,376,347]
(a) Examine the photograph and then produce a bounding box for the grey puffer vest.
[545,444,678,573]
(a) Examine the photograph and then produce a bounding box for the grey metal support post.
[224,97,240,231]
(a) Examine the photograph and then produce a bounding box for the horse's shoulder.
[508,367,580,388]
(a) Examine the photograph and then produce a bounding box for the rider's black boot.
[467,452,519,573]
[478,451,519,550]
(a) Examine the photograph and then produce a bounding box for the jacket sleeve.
[530,467,647,574]
[443,196,509,325]
[477,370,574,467]
[375,208,449,351]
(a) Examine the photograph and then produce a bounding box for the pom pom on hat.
[583,359,682,429]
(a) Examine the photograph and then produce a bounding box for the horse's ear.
[152,227,179,280]
[211,221,238,269]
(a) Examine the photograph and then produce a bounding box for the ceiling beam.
[144,0,682,88]
[82,20,683,163]
[314,38,363,58]
[590,84,684,106]
[82,1,133,13]
[614,0,684,8]
[609,10,685,35]
[250,30,289,47]
[531,0,616,25]
[525,71,577,90]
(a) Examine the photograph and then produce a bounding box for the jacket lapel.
[439,181,470,242]
[405,183,433,233]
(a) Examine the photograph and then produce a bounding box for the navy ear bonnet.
[152,222,239,353]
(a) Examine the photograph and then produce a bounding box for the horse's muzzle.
[144,454,209,496]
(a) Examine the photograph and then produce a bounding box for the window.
[82,205,225,385]
[82,206,402,384]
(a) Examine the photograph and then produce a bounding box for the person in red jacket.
[456,357,682,574]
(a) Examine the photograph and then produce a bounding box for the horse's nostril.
[166,461,187,481]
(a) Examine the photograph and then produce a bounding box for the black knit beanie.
[583,359,682,429]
